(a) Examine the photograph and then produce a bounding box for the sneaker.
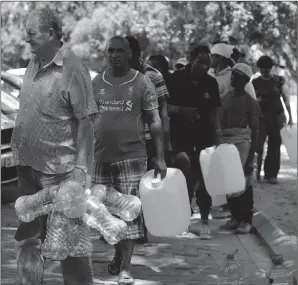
[199,223,212,240]
[236,222,252,234]
[219,218,239,231]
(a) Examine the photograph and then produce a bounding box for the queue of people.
[12,7,293,285]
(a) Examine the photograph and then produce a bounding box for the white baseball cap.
[231,63,253,79]
[175,57,188,67]
[210,43,232,59]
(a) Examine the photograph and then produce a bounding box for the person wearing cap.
[167,45,222,240]
[210,43,256,100]
[209,43,234,99]
[209,43,235,219]
[175,58,188,70]
[217,63,262,234]
[252,55,293,184]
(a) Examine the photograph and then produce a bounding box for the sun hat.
[210,43,232,59]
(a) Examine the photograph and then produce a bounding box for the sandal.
[107,256,123,275]
[118,271,135,285]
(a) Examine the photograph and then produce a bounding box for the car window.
[1,80,20,98]
[1,91,19,115]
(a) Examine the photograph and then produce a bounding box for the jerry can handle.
[152,174,162,188]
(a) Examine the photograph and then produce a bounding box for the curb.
[252,210,297,283]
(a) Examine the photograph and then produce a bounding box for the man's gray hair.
[31,7,63,40]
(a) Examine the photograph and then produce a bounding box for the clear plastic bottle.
[82,195,128,245]
[15,186,57,223]
[68,217,93,257]
[217,249,244,285]
[55,179,87,219]
[265,254,293,284]
[41,210,70,260]
[90,184,142,222]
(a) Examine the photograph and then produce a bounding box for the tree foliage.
[1,1,297,94]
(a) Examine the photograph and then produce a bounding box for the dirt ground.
[254,145,297,243]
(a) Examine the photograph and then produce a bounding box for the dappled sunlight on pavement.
[254,145,297,242]
[1,208,270,284]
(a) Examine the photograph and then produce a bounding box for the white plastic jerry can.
[200,144,245,196]
[281,124,297,164]
[139,168,191,237]
[199,147,227,206]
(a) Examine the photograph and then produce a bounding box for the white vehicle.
[7,68,27,78]
[1,71,22,184]
[7,67,98,80]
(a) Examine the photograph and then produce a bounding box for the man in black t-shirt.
[167,45,222,240]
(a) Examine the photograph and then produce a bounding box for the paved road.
[2,202,271,285]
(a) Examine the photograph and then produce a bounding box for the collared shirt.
[143,64,169,140]
[11,45,98,174]
[168,65,220,149]
[219,90,262,130]
[92,69,158,163]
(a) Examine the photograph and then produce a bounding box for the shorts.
[92,156,147,240]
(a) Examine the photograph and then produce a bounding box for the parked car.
[7,68,27,78]
[1,71,22,184]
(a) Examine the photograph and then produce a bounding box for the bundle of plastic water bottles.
[15,179,141,260]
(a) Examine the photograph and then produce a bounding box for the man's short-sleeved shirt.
[143,64,169,140]
[219,90,262,130]
[11,45,98,174]
[92,69,158,163]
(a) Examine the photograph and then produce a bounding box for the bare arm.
[75,115,95,188]
[211,107,223,145]
[144,108,167,178]
[281,86,293,125]
[158,96,172,152]
[144,108,164,161]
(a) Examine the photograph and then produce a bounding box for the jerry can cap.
[152,174,162,188]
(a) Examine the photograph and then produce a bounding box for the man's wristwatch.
[74,165,88,175]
